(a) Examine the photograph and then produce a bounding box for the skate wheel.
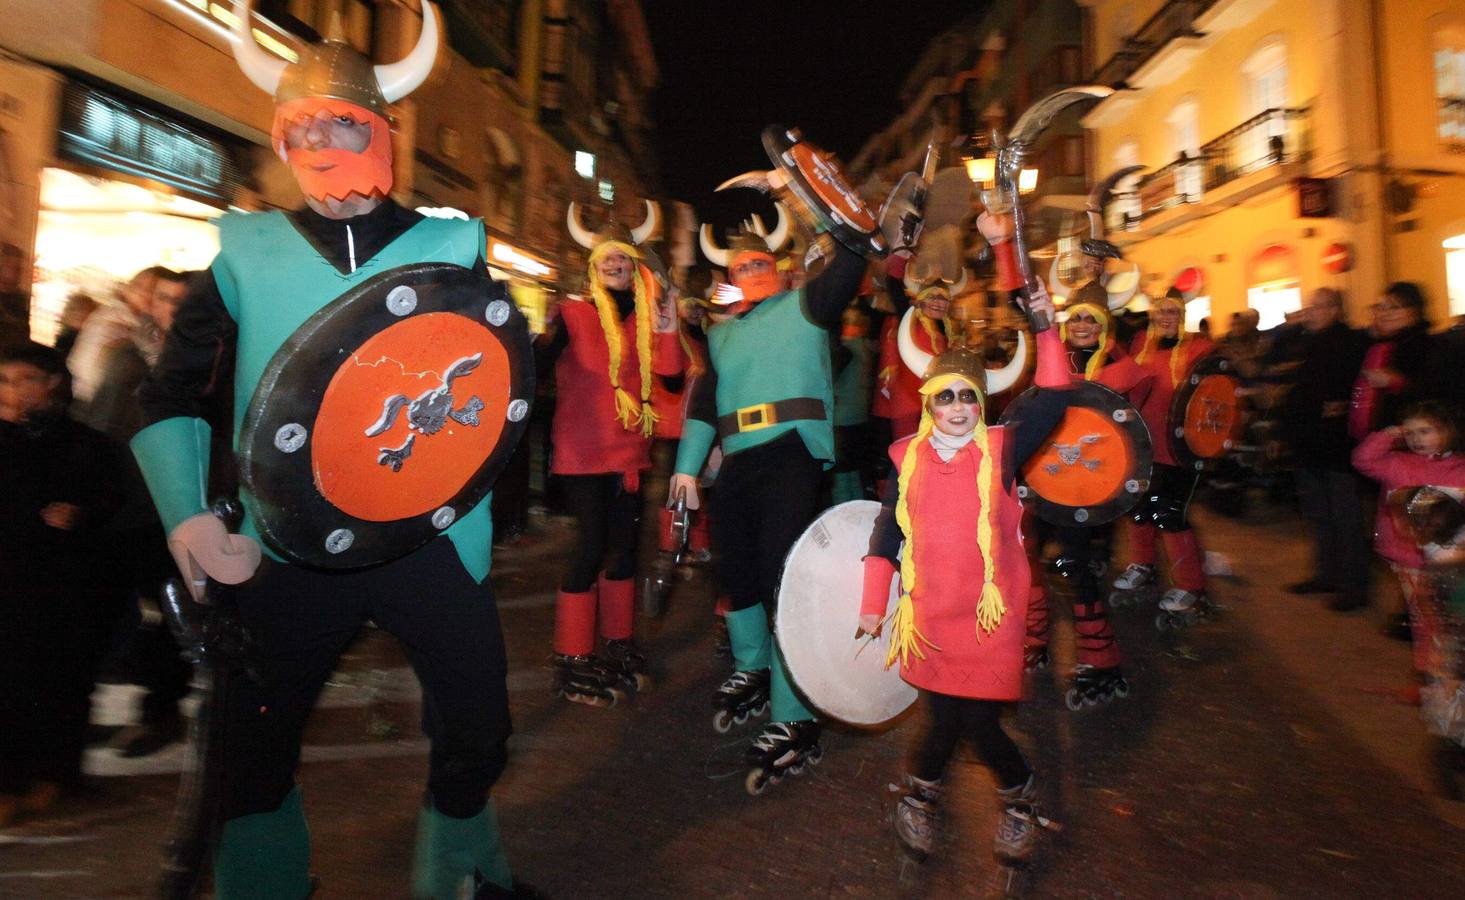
[807,745,824,765]
[1064,689,1082,711]
[789,761,806,776]
[713,710,734,734]
[1114,680,1130,699]
[1154,613,1170,632]
[1083,693,1098,708]
[753,701,769,718]
[632,673,651,691]
[745,769,769,796]
[734,711,749,726]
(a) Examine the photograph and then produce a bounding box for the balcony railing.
[1090,0,1218,87]
[1113,106,1311,230]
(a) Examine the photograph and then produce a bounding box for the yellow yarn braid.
[1135,320,1189,387]
[1060,301,1110,380]
[885,373,1006,669]
[913,293,954,352]
[588,241,657,436]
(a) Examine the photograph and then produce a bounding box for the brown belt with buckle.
[717,397,826,439]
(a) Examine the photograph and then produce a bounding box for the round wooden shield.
[1168,354,1246,470]
[775,501,917,727]
[763,125,886,258]
[238,263,534,570]
[999,381,1152,526]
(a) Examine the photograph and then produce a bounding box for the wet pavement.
[4,488,1465,898]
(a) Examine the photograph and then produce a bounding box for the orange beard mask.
[272,98,394,204]
[729,251,782,304]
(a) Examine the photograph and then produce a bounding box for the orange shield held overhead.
[764,125,886,258]
[1168,355,1247,470]
[999,381,1152,526]
[238,263,534,570]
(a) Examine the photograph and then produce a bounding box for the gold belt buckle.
[737,402,778,432]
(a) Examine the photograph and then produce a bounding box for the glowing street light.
[1019,168,1039,194]
[965,156,995,186]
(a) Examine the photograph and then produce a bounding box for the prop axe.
[985,85,1113,332]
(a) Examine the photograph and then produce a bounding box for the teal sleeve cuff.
[445,494,494,584]
[674,419,716,476]
[130,417,212,534]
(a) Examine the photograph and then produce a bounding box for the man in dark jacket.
[1278,288,1371,610]
[0,342,127,825]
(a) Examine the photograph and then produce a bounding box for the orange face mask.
[272,98,393,203]
[729,252,782,304]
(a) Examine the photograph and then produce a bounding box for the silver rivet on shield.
[1125,479,1140,493]
[274,423,307,453]
[386,286,418,316]
[1017,485,1029,498]
[1074,508,1090,523]
[1223,439,1233,449]
[1112,409,1129,422]
[485,299,511,326]
[507,399,528,422]
[1174,426,1185,438]
[325,528,355,554]
[431,506,456,530]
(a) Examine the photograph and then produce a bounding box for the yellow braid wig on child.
[1134,295,1190,387]
[1059,301,1111,380]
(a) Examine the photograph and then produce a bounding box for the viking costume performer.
[860,284,1064,863]
[874,264,964,439]
[1020,281,1153,705]
[129,5,529,896]
[540,203,682,706]
[1113,289,1217,622]
[678,210,863,783]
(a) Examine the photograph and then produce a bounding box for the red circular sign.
[312,312,509,522]
[1322,241,1352,274]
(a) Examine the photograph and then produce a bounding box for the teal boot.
[412,801,513,899]
[214,787,311,900]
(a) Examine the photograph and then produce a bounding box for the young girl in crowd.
[1352,401,1465,697]
[858,283,1067,864]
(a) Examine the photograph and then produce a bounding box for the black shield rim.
[1167,354,1243,471]
[998,381,1153,527]
[762,124,886,258]
[237,262,534,570]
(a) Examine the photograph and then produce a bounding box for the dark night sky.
[643,1,990,226]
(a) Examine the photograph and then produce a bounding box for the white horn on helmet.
[950,267,969,296]
[566,203,596,251]
[1103,260,1141,311]
[232,0,287,97]
[630,200,661,245]
[764,202,791,252]
[374,1,440,103]
[749,214,768,237]
[699,224,730,268]
[903,270,922,297]
[897,307,935,377]
[984,330,1027,396]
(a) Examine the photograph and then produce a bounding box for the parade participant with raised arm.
[1113,289,1217,621]
[541,202,682,706]
[680,194,866,789]
[129,4,533,895]
[860,272,1066,864]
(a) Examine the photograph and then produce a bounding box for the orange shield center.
[1020,407,1129,507]
[789,143,877,232]
[1183,374,1243,459]
[312,313,509,522]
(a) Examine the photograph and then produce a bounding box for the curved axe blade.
[1008,85,1114,148]
[1087,164,1146,239]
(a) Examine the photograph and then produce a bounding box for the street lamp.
[964,156,995,187]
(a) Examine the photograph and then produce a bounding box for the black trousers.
[221,538,510,821]
[913,691,1030,789]
[1295,466,1371,597]
[711,434,825,613]
[557,473,641,592]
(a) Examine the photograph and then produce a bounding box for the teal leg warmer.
[830,471,864,505]
[770,642,815,723]
[724,605,772,672]
[215,787,311,900]
[412,800,513,899]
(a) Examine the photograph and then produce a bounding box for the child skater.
[858,281,1069,863]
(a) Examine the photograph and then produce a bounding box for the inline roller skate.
[1064,664,1129,710]
[994,774,1060,862]
[1154,589,1213,631]
[1109,563,1157,607]
[711,668,770,733]
[601,638,652,691]
[553,654,625,708]
[1022,645,1050,673]
[893,774,941,862]
[744,720,822,795]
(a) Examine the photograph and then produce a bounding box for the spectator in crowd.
[0,243,28,348]
[53,292,99,360]
[0,342,127,825]
[1349,281,1433,439]
[1277,288,1372,611]
[66,265,179,416]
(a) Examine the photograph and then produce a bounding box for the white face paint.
[929,381,981,437]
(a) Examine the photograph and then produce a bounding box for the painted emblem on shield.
[1168,354,1246,470]
[238,263,533,569]
[763,125,886,257]
[1000,381,1152,526]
